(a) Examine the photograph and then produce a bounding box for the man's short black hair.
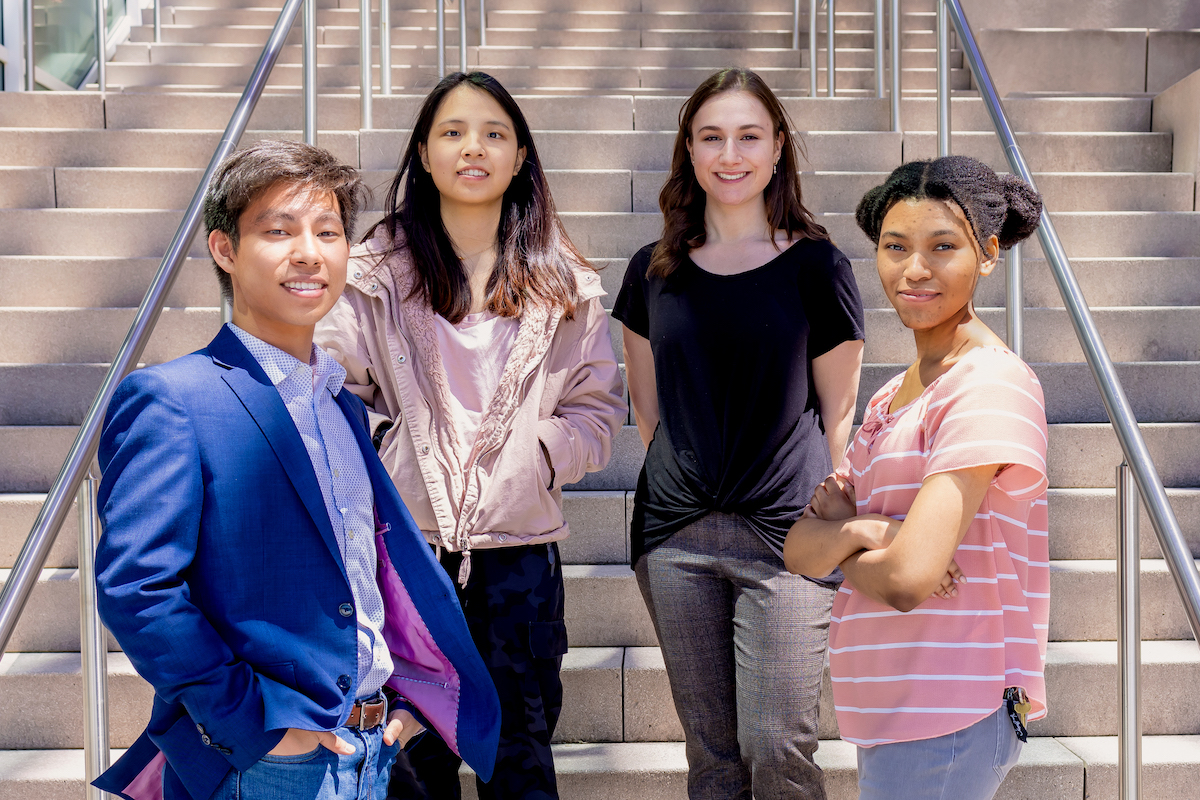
[203,139,368,300]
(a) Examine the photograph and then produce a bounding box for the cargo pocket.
[526,620,568,660]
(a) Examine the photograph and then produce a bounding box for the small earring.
[773,163,777,175]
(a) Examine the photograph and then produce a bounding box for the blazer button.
[337,675,352,692]
[339,603,354,617]
[196,723,206,734]
[201,734,212,746]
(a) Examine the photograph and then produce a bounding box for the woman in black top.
[613,68,865,799]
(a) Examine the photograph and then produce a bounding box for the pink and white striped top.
[829,345,1049,747]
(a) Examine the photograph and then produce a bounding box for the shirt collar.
[227,323,345,397]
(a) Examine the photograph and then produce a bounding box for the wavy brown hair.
[369,71,589,322]
[649,68,829,279]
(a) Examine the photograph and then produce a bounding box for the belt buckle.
[351,691,388,730]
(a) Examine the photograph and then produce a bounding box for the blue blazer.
[93,326,500,800]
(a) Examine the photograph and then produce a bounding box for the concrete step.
[900,96,1153,133]
[0,128,359,169]
[0,652,152,749]
[861,306,1200,364]
[0,92,105,129]
[9,553,1196,652]
[0,308,219,365]
[861,359,1200,425]
[0,494,81,570]
[473,45,807,69]
[0,257,216,308]
[565,423,1200,493]
[0,168,55,209]
[11,737,1198,800]
[103,60,953,93]
[3,639,1194,751]
[103,91,640,131]
[623,641,1200,742]
[1048,488,1200,561]
[9,421,1200,495]
[904,131,1172,173]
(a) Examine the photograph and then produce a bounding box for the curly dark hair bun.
[997,173,1043,248]
[854,155,1043,252]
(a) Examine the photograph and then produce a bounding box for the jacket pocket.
[526,620,568,660]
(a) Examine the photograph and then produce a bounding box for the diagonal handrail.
[0,0,309,656]
[944,0,1200,644]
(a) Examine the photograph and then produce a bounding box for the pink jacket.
[315,231,626,560]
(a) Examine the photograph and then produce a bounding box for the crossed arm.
[783,464,999,612]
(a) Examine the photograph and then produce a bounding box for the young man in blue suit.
[93,140,500,800]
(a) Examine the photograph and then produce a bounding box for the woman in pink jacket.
[315,72,626,800]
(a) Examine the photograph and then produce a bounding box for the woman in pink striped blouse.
[784,155,1047,799]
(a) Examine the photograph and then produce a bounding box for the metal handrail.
[889,0,899,130]
[23,0,34,90]
[873,0,884,99]
[825,0,835,97]
[0,0,311,658]
[94,0,107,94]
[808,0,817,97]
[943,0,1200,647]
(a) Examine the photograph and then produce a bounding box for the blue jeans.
[856,706,1023,800]
[209,726,401,800]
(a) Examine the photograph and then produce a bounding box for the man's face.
[210,181,349,358]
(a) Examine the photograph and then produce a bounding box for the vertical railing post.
[79,475,110,800]
[94,0,108,94]
[825,0,836,97]
[359,0,371,129]
[437,0,445,78]
[1117,462,1142,800]
[808,0,817,97]
[380,0,391,95]
[889,0,900,131]
[792,0,800,50]
[873,0,884,99]
[23,0,35,90]
[153,0,161,42]
[479,0,486,46]
[936,0,950,155]
[1006,242,1022,358]
[458,0,466,73]
[303,0,316,144]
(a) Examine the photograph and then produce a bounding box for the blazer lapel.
[209,327,345,573]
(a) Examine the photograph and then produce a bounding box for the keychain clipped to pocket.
[1003,687,1031,742]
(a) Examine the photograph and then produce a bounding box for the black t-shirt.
[613,237,865,567]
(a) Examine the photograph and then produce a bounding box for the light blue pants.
[209,725,401,800]
[856,706,1023,800]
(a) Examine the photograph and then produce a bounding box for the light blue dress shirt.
[230,324,393,699]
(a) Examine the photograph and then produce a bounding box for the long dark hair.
[649,67,828,279]
[371,71,588,322]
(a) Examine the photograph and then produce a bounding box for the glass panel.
[31,0,125,88]
[34,0,99,86]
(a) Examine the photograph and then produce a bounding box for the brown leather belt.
[346,693,388,731]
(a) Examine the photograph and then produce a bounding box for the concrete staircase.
[3,0,1200,797]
